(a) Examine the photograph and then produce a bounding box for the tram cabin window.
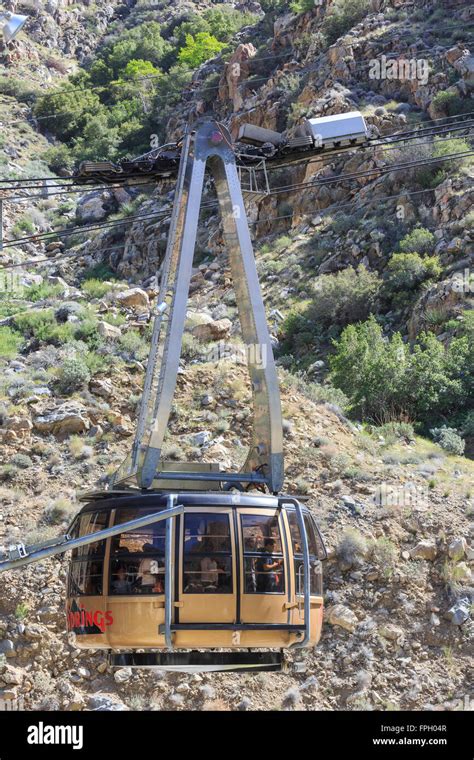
[241,513,285,594]
[183,513,232,594]
[109,508,166,595]
[287,511,326,596]
[68,511,108,596]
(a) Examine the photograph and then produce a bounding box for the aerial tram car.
[0,119,338,672]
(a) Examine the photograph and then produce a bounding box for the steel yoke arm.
[112,120,283,493]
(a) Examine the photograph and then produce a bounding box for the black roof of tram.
[76,491,305,514]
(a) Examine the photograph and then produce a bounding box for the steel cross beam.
[112,120,284,493]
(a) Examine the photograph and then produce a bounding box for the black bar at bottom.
[108,651,283,672]
[159,623,305,632]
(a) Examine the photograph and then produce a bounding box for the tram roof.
[77,489,309,512]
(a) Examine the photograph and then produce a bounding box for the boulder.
[447,537,467,560]
[33,404,89,439]
[115,288,149,313]
[89,377,113,399]
[445,598,470,626]
[191,318,232,341]
[326,604,358,632]
[97,320,121,340]
[410,540,437,561]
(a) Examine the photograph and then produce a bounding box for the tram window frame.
[287,510,326,596]
[182,513,233,595]
[109,508,167,596]
[68,510,109,597]
[241,513,286,595]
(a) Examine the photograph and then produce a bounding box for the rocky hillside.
[0,0,473,711]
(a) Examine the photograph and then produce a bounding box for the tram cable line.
[2,142,472,251]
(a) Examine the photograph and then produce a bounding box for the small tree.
[178,33,225,68]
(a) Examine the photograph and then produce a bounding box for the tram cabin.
[66,491,326,662]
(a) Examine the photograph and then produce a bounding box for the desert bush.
[0,326,22,359]
[11,453,33,469]
[322,0,370,44]
[14,309,75,346]
[81,279,111,299]
[385,253,442,292]
[370,537,397,578]
[56,358,91,395]
[337,529,368,567]
[430,427,465,456]
[44,496,76,525]
[398,227,435,256]
[118,330,149,362]
[431,91,473,118]
[330,317,472,426]
[0,464,19,483]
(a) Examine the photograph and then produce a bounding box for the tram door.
[177,508,237,623]
[238,508,289,625]
[285,509,325,641]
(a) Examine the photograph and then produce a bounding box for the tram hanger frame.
[111,120,284,494]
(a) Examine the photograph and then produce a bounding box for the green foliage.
[461,410,474,437]
[43,144,75,173]
[322,0,370,44]
[385,253,442,292]
[399,227,435,255]
[430,427,465,456]
[56,358,91,395]
[11,453,33,469]
[330,316,407,421]
[14,602,29,621]
[27,282,64,302]
[101,22,172,76]
[0,326,22,359]
[431,91,474,118]
[330,317,473,428]
[290,0,316,13]
[81,262,115,281]
[178,32,225,68]
[174,7,258,47]
[123,59,161,80]
[81,279,111,299]
[14,309,75,346]
[118,330,148,362]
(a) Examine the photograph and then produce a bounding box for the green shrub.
[290,0,315,14]
[322,0,370,44]
[26,282,64,302]
[43,144,75,173]
[431,91,474,118]
[461,410,474,437]
[430,427,465,456]
[81,281,111,304]
[118,330,148,362]
[385,253,442,291]
[11,453,33,469]
[399,227,435,256]
[0,326,22,359]
[0,464,19,483]
[330,317,472,425]
[14,310,75,346]
[56,358,91,395]
[178,32,225,67]
[81,262,115,281]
